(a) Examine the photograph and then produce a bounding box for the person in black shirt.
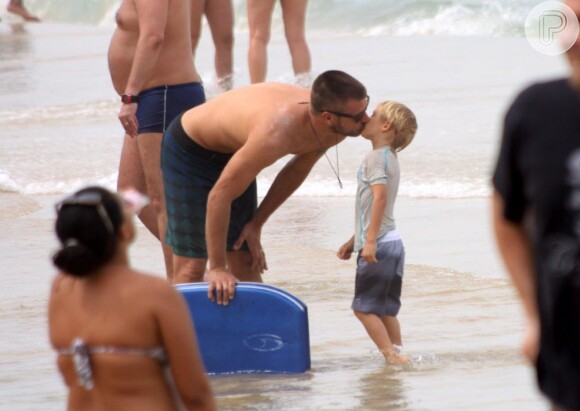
[492,1,580,409]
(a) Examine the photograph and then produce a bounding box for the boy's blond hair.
[377,101,417,152]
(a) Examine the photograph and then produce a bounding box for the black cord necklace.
[307,112,343,189]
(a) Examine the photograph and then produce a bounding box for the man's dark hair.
[311,70,367,113]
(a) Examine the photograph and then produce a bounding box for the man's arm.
[232,149,325,272]
[205,141,279,304]
[254,150,324,226]
[119,0,169,137]
[492,191,539,362]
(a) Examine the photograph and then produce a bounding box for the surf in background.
[24,0,541,36]
[0,0,566,201]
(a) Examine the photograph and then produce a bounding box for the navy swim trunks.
[137,82,205,134]
[351,239,405,317]
[161,113,257,258]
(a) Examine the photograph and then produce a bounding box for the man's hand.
[206,268,238,305]
[118,103,139,138]
[361,241,378,264]
[337,238,354,260]
[234,220,268,273]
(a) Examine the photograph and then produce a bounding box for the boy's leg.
[382,316,402,347]
[353,310,396,356]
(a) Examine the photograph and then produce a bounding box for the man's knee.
[173,256,207,284]
[227,251,262,282]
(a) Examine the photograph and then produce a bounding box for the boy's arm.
[362,183,387,263]
[337,235,355,260]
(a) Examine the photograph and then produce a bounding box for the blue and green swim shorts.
[161,113,256,258]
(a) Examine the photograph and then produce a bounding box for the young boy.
[337,101,417,364]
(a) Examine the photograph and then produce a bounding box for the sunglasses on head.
[323,95,370,123]
[55,192,115,234]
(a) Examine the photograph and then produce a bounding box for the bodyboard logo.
[243,334,285,352]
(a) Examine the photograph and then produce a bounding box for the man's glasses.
[323,95,370,123]
[55,192,115,234]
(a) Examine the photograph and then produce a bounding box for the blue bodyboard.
[175,282,311,374]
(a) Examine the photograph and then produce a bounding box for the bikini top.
[57,338,168,390]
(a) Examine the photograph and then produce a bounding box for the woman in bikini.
[48,186,216,411]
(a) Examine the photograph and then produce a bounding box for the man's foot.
[7,3,40,22]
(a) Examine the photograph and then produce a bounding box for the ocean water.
[0,1,572,410]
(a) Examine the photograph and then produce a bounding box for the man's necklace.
[306,109,343,189]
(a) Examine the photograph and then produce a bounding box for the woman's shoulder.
[50,272,75,296]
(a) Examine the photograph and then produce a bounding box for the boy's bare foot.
[7,2,40,22]
[382,349,410,365]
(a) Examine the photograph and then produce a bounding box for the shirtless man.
[108,0,205,279]
[161,70,369,304]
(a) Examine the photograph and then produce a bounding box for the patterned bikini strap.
[57,340,169,366]
[57,338,94,390]
[88,345,168,365]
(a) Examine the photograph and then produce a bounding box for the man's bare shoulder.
[183,83,310,152]
[202,83,309,114]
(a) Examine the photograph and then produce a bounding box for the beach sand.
[0,193,547,410]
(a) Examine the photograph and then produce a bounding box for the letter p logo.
[539,10,567,45]
[526,1,579,56]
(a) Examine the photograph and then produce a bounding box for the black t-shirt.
[493,78,580,409]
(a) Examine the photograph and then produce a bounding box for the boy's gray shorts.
[351,239,405,317]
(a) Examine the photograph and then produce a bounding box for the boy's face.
[360,105,383,139]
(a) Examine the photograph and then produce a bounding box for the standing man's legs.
[137,133,174,279]
[118,134,160,240]
[280,0,311,77]
[247,0,276,83]
[205,0,235,90]
[173,252,261,284]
